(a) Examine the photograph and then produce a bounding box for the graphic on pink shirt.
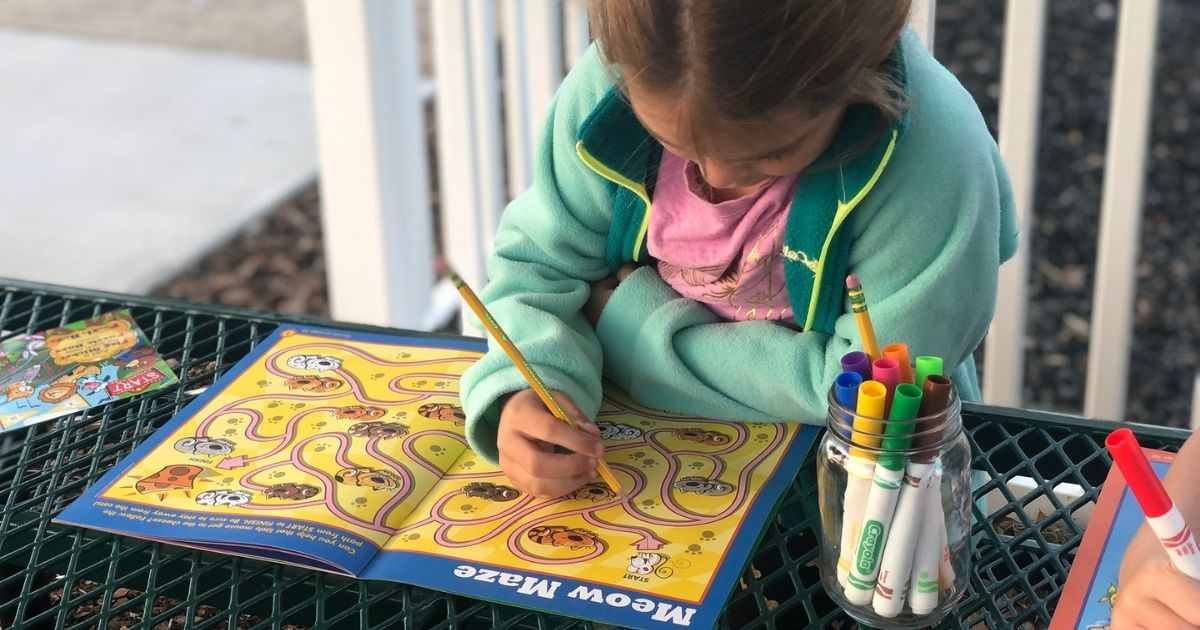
[647,149,802,325]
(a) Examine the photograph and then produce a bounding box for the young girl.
[461,0,1017,497]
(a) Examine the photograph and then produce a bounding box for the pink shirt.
[647,149,802,325]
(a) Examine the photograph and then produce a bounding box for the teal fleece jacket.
[460,30,1018,464]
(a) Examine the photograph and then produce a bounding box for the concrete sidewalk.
[0,2,315,294]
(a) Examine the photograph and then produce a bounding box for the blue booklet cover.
[57,325,817,629]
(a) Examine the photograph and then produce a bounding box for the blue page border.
[56,325,486,574]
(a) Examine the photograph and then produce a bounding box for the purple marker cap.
[840,351,872,382]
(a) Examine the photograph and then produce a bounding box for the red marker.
[1106,428,1200,580]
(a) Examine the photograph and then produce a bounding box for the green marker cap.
[880,383,923,469]
[914,356,944,388]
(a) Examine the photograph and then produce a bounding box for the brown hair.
[589,0,911,139]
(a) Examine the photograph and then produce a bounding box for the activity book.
[0,310,177,433]
[1050,445,1174,630]
[58,325,818,630]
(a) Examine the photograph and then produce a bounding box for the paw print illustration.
[415,380,427,387]
[701,530,716,542]
[430,445,445,457]
[754,433,769,443]
[461,460,475,468]
[686,544,703,556]
[461,504,475,513]
[270,415,283,423]
[223,429,237,435]
[227,418,242,425]
[404,533,421,542]
[631,451,645,460]
[372,373,385,381]
[641,499,658,509]
[640,421,652,426]
[268,402,280,409]
[398,352,411,359]
[256,380,269,387]
[353,497,368,506]
[292,402,306,410]
[689,462,705,469]
[435,381,448,389]
[641,459,658,469]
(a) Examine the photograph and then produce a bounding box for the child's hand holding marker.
[1111,428,1200,628]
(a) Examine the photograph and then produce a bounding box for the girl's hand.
[1112,555,1200,629]
[497,388,605,497]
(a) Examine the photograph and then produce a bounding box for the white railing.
[304,0,1172,423]
[985,0,1045,409]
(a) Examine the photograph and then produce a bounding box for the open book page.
[57,326,484,575]
[364,390,817,630]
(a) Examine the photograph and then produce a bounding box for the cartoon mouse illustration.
[174,437,237,457]
[627,552,674,579]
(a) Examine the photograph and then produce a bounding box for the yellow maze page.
[99,330,483,548]
[387,390,801,605]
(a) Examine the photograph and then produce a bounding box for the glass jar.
[816,382,971,628]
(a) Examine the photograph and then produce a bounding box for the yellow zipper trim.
[802,130,899,331]
[576,140,652,262]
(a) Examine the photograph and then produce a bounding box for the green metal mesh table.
[0,279,1189,629]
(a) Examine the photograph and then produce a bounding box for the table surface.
[0,278,1189,630]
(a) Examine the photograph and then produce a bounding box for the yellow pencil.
[448,270,623,494]
[846,274,881,362]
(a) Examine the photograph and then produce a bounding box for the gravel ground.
[153,0,1200,431]
[936,0,1200,427]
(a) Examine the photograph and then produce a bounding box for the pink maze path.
[190,339,481,534]
[389,422,789,563]
[263,342,470,408]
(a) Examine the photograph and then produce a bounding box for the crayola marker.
[909,474,942,615]
[1106,428,1200,579]
[837,380,887,588]
[844,383,922,606]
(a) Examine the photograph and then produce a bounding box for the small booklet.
[1050,447,1174,629]
[0,310,178,433]
[57,325,818,630]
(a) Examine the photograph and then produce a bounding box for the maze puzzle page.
[385,392,801,606]
[60,326,818,628]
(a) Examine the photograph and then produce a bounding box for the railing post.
[985,0,1046,407]
[303,0,433,328]
[1192,374,1200,430]
[563,0,591,68]
[502,0,564,196]
[1085,0,1159,420]
[432,0,507,335]
[909,0,936,47]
